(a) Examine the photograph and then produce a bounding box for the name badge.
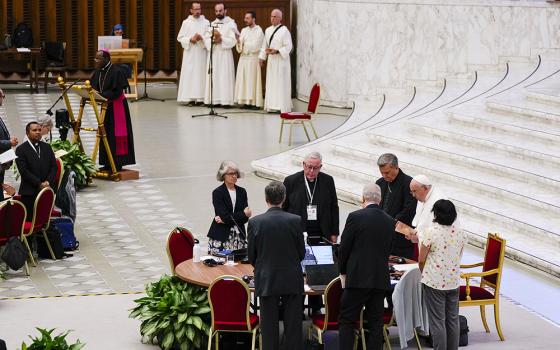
[307,205,317,221]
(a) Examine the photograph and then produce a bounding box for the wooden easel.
[57,77,120,181]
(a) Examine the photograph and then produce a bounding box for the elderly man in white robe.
[259,9,293,113]
[204,3,236,106]
[234,11,264,109]
[176,2,209,105]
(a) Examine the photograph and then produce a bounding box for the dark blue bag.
[52,217,79,251]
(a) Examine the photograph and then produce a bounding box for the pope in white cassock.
[234,11,264,108]
[176,3,209,104]
[204,3,236,106]
[259,9,293,113]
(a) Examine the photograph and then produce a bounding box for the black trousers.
[260,294,303,350]
[339,288,385,350]
[20,194,36,221]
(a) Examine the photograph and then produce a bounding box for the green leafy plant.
[21,327,85,350]
[50,140,97,188]
[129,275,211,350]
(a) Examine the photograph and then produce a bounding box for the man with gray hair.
[248,181,305,350]
[375,153,416,258]
[338,183,395,350]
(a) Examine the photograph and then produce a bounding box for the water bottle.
[193,239,201,263]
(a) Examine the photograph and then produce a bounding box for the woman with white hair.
[207,160,252,254]
[37,115,54,143]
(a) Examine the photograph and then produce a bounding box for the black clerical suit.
[0,117,12,200]
[248,207,305,350]
[207,183,249,242]
[376,169,416,258]
[338,204,394,350]
[15,140,57,219]
[283,170,339,242]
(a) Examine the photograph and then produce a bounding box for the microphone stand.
[45,79,82,116]
[132,45,165,102]
[192,22,227,118]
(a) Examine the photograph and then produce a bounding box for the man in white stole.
[234,11,264,108]
[204,3,236,106]
[259,9,293,113]
[176,3,209,105]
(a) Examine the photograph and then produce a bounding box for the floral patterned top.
[421,223,467,290]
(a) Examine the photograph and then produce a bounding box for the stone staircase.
[252,55,560,278]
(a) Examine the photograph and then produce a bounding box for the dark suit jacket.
[248,207,305,297]
[207,183,249,242]
[376,169,417,257]
[15,141,57,196]
[338,204,394,290]
[283,170,339,238]
[0,117,12,195]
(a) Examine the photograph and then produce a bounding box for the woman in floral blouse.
[418,199,467,350]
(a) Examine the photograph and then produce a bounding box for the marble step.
[324,143,560,232]
[446,112,560,145]
[525,89,560,106]
[485,100,560,125]
[366,131,560,187]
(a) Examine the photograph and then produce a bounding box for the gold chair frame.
[22,187,57,263]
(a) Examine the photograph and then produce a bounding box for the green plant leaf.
[161,331,175,350]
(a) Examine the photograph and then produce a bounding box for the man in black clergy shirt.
[15,122,57,219]
[338,183,394,350]
[375,153,416,258]
[248,181,305,350]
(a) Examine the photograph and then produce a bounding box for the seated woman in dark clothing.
[91,49,136,171]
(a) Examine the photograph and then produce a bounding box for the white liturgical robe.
[259,24,293,113]
[234,25,264,107]
[176,15,210,103]
[204,19,236,105]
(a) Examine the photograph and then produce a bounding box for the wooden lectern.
[57,76,138,182]
[109,48,144,100]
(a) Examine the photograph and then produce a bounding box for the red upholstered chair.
[279,83,320,146]
[309,277,366,349]
[166,227,196,273]
[23,187,57,261]
[50,158,64,218]
[459,233,506,341]
[207,275,260,350]
[0,199,29,275]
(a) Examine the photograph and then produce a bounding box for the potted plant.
[130,275,211,350]
[21,328,85,350]
[50,140,97,188]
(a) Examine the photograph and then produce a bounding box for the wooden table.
[175,259,323,295]
[0,48,41,93]
[109,48,143,100]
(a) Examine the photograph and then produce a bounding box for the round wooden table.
[175,259,323,295]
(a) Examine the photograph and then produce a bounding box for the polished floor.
[0,84,559,349]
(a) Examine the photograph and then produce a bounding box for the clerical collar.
[101,61,112,71]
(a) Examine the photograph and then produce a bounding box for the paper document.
[0,149,17,164]
[16,48,31,52]
[393,263,419,272]
[55,149,68,158]
[395,221,415,236]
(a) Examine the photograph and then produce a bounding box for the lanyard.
[304,175,317,204]
[28,140,40,158]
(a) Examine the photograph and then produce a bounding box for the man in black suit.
[1,94,19,200]
[248,181,305,350]
[375,153,416,258]
[338,183,394,350]
[15,122,57,219]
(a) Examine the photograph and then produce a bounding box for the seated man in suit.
[1,90,19,201]
[338,183,395,350]
[15,121,57,219]
[248,181,305,350]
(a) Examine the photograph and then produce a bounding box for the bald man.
[259,9,293,113]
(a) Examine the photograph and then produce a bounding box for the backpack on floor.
[38,226,67,259]
[459,314,469,346]
[12,22,33,48]
[52,217,79,251]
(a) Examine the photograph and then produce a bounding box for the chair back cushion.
[324,277,342,324]
[209,277,250,330]
[167,227,195,269]
[55,158,64,190]
[2,201,27,238]
[45,42,65,63]
[482,234,504,286]
[307,83,321,114]
[32,188,55,231]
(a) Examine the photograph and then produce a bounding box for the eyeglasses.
[303,163,322,171]
[225,172,238,176]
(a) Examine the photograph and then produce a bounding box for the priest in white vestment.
[176,3,209,104]
[234,12,264,108]
[204,4,236,106]
[259,9,293,113]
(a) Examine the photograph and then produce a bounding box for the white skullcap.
[413,174,432,186]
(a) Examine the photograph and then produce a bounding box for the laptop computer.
[305,264,338,290]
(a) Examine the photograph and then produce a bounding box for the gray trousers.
[423,284,460,350]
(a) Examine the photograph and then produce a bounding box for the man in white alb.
[259,9,293,113]
[407,174,448,243]
[235,11,264,109]
[204,3,236,106]
[176,2,209,105]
